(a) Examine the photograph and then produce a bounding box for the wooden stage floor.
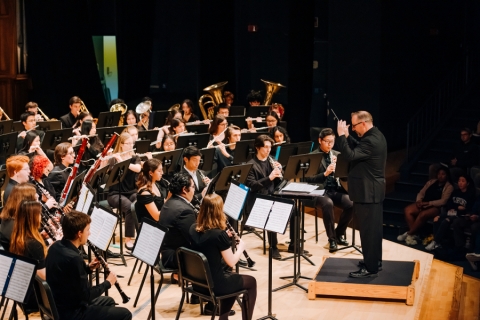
[3,213,435,320]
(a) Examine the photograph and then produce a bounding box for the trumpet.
[0,106,11,120]
[268,156,283,179]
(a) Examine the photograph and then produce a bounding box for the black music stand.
[226,116,247,129]
[176,133,210,149]
[151,110,169,128]
[96,127,125,145]
[41,128,72,150]
[283,153,323,182]
[212,163,253,192]
[64,171,87,206]
[0,169,8,206]
[198,147,215,172]
[131,219,167,320]
[245,195,294,320]
[152,149,183,175]
[246,106,270,118]
[87,164,109,193]
[232,140,255,164]
[138,130,159,142]
[185,123,209,134]
[240,132,262,141]
[0,120,13,134]
[104,158,132,266]
[97,111,121,128]
[256,121,287,130]
[37,120,62,132]
[228,106,246,116]
[0,132,16,166]
[12,121,23,132]
[134,140,151,154]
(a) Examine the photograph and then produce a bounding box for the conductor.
[336,111,387,278]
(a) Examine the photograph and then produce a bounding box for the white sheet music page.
[0,255,13,295]
[281,182,317,193]
[5,260,35,303]
[245,198,273,229]
[265,201,293,234]
[88,207,118,251]
[224,183,249,220]
[133,223,165,266]
[75,184,93,213]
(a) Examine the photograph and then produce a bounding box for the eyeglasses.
[67,152,75,155]
[321,139,335,145]
[123,142,134,145]
[351,121,364,129]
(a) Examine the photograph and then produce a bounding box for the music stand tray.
[0,120,13,134]
[41,128,72,150]
[185,123,209,134]
[213,163,253,192]
[176,133,210,149]
[240,132,262,141]
[232,140,255,164]
[296,141,314,154]
[97,127,125,145]
[138,130,159,142]
[227,116,247,129]
[97,111,121,128]
[37,120,62,132]
[12,121,23,132]
[152,149,183,175]
[227,106,245,116]
[152,110,169,128]
[198,147,215,171]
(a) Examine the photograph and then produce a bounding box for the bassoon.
[59,137,88,206]
[83,133,119,185]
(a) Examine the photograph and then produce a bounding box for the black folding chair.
[33,275,60,320]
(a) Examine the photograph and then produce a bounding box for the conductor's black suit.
[336,127,387,273]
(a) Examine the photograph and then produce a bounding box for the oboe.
[87,240,130,304]
[268,156,283,179]
[225,219,255,268]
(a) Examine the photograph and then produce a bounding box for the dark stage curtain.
[24,1,106,118]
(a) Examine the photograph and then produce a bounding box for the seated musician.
[216,103,230,117]
[106,132,143,250]
[208,115,228,147]
[17,131,47,158]
[10,200,48,311]
[181,99,200,123]
[25,101,44,122]
[181,146,210,202]
[46,211,132,320]
[269,125,291,156]
[48,142,75,202]
[305,128,353,252]
[246,90,262,107]
[17,111,45,151]
[224,91,234,106]
[124,109,139,127]
[190,193,257,320]
[3,155,30,203]
[135,158,168,224]
[155,109,183,146]
[60,96,82,129]
[269,103,285,120]
[72,111,94,136]
[30,155,60,209]
[245,135,296,259]
[138,97,153,130]
[123,125,139,142]
[159,134,176,152]
[73,120,104,173]
[169,118,187,138]
[159,172,197,269]
[213,125,241,172]
[0,183,37,251]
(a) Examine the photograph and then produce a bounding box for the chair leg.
[128,258,139,285]
[138,261,144,273]
[133,265,150,307]
[315,208,318,243]
[211,301,218,320]
[263,230,266,255]
[175,293,186,320]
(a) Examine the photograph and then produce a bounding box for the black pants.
[452,217,480,248]
[355,202,383,273]
[63,296,132,320]
[433,214,456,243]
[315,190,353,241]
[107,193,137,238]
[218,275,257,320]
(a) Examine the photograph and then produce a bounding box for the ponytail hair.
[137,158,162,191]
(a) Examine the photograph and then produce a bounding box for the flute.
[97,148,136,159]
[186,120,213,126]
[18,125,39,137]
[87,240,130,304]
[68,134,97,140]
[213,142,236,149]
[273,141,286,146]
[207,127,228,147]
[136,151,167,157]
[254,126,270,131]
[225,219,256,268]
[268,156,283,179]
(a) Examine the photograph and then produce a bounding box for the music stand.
[227,106,245,116]
[245,194,294,320]
[275,144,297,166]
[246,106,270,118]
[131,219,167,320]
[240,132,262,141]
[283,153,324,182]
[151,110,169,128]
[96,127,125,145]
[64,171,87,206]
[152,149,183,175]
[256,121,287,130]
[138,130,159,142]
[296,141,314,154]
[37,120,62,132]
[40,128,72,150]
[212,163,253,192]
[198,147,215,171]
[104,158,132,266]
[232,140,255,164]
[97,111,121,128]
[0,132,18,165]
[12,121,23,132]
[0,120,13,134]
[227,116,247,129]
[0,169,8,205]
[75,183,95,214]
[185,123,209,134]
[176,133,210,149]
[134,140,151,154]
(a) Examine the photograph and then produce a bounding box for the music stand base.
[258,314,278,320]
[336,244,362,254]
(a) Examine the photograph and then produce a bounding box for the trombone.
[0,107,11,120]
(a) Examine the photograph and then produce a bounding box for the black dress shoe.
[336,236,349,246]
[190,295,200,304]
[357,260,383,271]
[272,248,282,260]
[106,250,121,258]
[204,303,235,316]
[349,267,378,278]
[238,259,248,267]
[328,239,338,253]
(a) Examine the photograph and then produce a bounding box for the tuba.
[261,79,286,105]
[0,106,11,120]
[110,103,128,126]
[198,81,228,120]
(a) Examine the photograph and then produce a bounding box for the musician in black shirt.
[46,211,132,320]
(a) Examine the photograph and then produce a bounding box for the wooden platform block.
[308,256,420,305]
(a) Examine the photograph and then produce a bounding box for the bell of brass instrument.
[110,103,128,126]
[198,81,228,120]
[36,107,52,121]
[136,101,151,130]
[79,100,89,113]
[0,106,11,120]
[168,103,180,112]
[261,79,286,106]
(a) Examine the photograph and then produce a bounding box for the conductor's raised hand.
[337,120,349,137]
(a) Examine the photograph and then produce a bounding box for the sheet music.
[245,198,273,229]
[5,260,35,302]
[0,255,13,295]
[265,201,293,234]
[132,223,165,266]
[281,182,318,193]
[309,189,325,196]
[224,183,249,220]
[88,207,118,251]
[75,184,94,214]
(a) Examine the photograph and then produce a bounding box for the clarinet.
[30,178,65,220]
[268,156,283,179]
[40,216,57,241]
[225,219,256,268]
[87,240,130,304]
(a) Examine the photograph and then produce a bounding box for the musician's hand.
[165,191,172,202]
[40,230,49,239]
[256,117,262,123]
[72,128,81,136]
[269,168,282,180]
[325,163,336,176]
[337,120,349,136]
[18,131,26,138]
[226,229,234,238]
[89,258,101,271]
[63,202,74,214]
[202,177,211,185]
[113,153,123,163]
[202,119,211,125]
[45,197,57,209]
[249,127,257,133]
[145,152,152,159]
[106,270,117,286]
[236,238,246,253]
[415,200,423,209]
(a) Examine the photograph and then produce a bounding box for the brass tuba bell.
[261,79,286,105]
[198,81,228,120]
[110,103,128,126]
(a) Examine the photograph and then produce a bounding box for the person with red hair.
[4,155,30,204]
[30,155,59,212]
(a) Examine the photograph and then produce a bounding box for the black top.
[135,187,164,223]
[46,239,111,319]
[445,188,476,216]
[60,112,77,128]
[159,196,196,268]
[3,179,18,204]
[48,164,70,202]
[180,166,207,202]
[0,218,14,251]
[213,146,234,172]
[305,148,341,191]
[108,155,141,196]
[184,113,200,123]
[423,181,444,202]
[189,225,243,296]
[25,238,46,269]
[16,129,45,151]
[452,140,480,171]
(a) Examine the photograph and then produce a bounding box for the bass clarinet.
[87,240,130,304]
